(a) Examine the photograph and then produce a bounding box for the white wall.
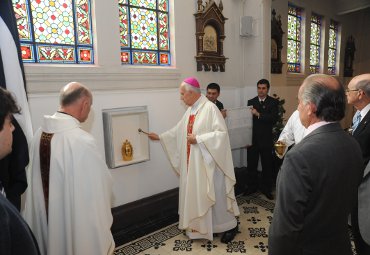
[25,0,271,207]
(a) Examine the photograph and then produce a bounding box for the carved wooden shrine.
[194,0,227,72]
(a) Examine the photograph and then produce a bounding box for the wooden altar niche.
[194,0,227,72]
[271,9,284,74]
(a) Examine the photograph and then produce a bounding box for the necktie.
[0,181,6,197]
[352,111,361,133]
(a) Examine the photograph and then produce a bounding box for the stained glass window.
[119,0,171,66]
[12,0,94,64]
[328,20,339,75]
[287,5,302,73]
[309,13,322,74]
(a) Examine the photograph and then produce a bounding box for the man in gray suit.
[346,73,370,255]
[268,74,364,255]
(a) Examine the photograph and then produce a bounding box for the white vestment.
[23,112,115,255]
[159,95,240,240]
[277,110,305,157]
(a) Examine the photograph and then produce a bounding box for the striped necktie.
[352,111,361,133]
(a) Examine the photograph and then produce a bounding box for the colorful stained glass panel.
[158,0,168,11]
[37,45,75,63]
[76,0,92,44]
[20,44,34,62]
[121,51,131,64]
[158,12,169,50]
[13,0,94,64]
[130,0,156,9]
[133,51,158,65]
[119,5,129,47]
[130,8,158,50]
[119,0,171,66]
[30,0,75,44]
[287,5,302,73]
[328,20,338,75]
[12,0,32,41]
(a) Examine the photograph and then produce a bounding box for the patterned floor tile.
[114,193,273,255]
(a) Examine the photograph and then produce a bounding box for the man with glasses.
[346,74,370,255]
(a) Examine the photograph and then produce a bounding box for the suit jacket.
[352,109,370,244]
[0,195,40,254]
[248,95,278,147]
[269,123,363,255]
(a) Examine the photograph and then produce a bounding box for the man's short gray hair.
[181,82,201,94]
[355,78,370,97]
[59,82,91,107]
[300,74,345,122]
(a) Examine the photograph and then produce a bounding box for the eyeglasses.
[345,89,359,93]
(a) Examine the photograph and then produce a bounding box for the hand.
[221,109,227,118]
[250,107,260,117]
[187,134,197,144]
[148,132,160,140]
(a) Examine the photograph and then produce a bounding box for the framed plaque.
[102,106,149,168]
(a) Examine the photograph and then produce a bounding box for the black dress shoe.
[220,226,238,244]
[261,190,274,200]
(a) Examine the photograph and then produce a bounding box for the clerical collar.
[57,111,73,117]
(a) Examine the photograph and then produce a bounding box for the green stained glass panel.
[329,29,337,48]
[76,0,92,44]
[12,0,32,40]
[158,0,168,11]
[130,0,156,9]
[287,5,301,73]
[130,8,157,50]
[119,5,129,47]
[310,45,319,66]
[158,12,169,50]
[287,15,297,40]
[310,23,318,44]
[119,0,127,4]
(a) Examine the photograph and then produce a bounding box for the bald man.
[346,74,370,255]
[269,74,363,255]
[23,82,115,255]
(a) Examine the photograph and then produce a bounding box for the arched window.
[287,4,302,73]
[309,13,322,74]
[119,0,171,66]
[12,0,94,64]
[328,20,339,75]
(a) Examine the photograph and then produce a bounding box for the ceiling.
[334,0,370,15]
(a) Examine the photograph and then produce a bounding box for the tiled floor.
[114,192,358,255]
[114,193,274,255]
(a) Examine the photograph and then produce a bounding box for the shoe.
[243,187,257,196]
[261,190,274,200]
[220,226,238,244]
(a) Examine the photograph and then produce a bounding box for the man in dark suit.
[245,79,278,200]
[268,74,363,255]
[346,73,370,255]
[0,87,40,255]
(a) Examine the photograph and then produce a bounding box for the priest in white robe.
[149,77,240,243]
[23,82,115,255]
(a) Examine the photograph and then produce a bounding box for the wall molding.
[25,65,182,93]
